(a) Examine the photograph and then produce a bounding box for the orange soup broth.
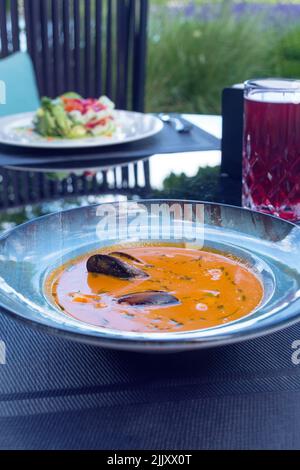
[46,243,264,333]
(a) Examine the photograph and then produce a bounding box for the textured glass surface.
[243,79,300,222]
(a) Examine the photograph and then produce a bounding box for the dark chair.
[1,0,148,111]
[0,0,150,209]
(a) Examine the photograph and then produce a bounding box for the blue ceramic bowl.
[0,200,299,352]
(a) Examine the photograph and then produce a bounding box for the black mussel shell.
[117,290,179,306]
[86,254,148,279]
[108,251,144,264]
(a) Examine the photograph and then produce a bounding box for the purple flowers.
[233,2,300,26]
[165,2,300,28]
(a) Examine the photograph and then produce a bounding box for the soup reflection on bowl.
[46,243,263,333]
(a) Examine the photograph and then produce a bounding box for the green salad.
[34,92,117,139]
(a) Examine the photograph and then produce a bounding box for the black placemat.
[1,308,300,449]
[0,116,220,168]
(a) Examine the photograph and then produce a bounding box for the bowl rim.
[0,198,298,244]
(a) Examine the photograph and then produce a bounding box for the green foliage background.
[146,1,300,114]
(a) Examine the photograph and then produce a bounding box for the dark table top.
[0,116,299,450]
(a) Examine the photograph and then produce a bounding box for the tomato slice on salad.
[61,97,107,114]
[85,117,113,129]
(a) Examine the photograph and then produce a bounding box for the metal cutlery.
[158,113,193,133]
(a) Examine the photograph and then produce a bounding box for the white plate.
[0,110,163,149]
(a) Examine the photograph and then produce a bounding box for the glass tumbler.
[243,78,300,222]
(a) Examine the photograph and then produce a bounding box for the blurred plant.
[146,2,277,114]
[152,165,221,201]
[274,25,300,77]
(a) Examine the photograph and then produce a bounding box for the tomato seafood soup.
[45,243,263,333]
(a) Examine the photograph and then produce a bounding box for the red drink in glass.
[243,79,300,222]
